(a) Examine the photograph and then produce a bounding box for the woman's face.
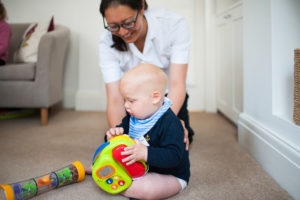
[104,5,145,43]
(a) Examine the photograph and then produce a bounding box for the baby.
[106,63,190,200]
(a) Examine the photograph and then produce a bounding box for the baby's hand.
[106,127,124,140]
[121,140,148,165]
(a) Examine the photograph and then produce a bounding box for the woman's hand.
[181,120,189,151]
[121,140,148,165]
[106,127,124,140]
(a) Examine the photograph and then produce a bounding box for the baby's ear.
[152,91,161,104]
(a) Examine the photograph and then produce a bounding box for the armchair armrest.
[35,25,70,106]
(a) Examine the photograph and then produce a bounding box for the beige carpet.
[0,109,293,200]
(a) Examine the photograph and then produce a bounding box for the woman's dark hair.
[99,0,148,51]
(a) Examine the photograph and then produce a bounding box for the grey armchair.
[0,23,70,125]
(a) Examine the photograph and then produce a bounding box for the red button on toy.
[118,180,125,186]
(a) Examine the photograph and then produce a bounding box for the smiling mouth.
[122,31,134,41]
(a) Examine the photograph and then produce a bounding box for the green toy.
[92,135,148,194]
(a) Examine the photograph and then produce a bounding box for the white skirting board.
[63,88,77,108]
[75,90,107,111]
[238,113,300,200]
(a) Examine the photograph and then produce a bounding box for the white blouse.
[99,8,191,85]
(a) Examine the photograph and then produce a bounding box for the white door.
[216,3,243,124]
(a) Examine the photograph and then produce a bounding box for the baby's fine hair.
[121,63,167,95]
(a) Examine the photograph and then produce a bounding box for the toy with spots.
[0,161,85,200]
[92,135,148,194]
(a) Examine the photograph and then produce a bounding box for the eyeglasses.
[103,11,139,32]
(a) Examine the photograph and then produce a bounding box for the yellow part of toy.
[0,184,14,200]
[72,161,85,182]
[109,135,136,143]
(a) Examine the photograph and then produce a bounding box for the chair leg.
[41,108,48,126]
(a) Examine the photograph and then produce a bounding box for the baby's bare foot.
[85,165,92,175]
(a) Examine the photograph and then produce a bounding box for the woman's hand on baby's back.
[106,127,124,140]
[180,120,189,151]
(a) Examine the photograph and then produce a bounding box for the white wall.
[215,0,240,14]
[239,0,300,199]
[3,0,207,112]
[272,0,300,123]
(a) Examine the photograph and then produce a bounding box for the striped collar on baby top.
[129,97,172,140]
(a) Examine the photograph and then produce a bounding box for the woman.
[0,1,11,66]
[99,0,195,147]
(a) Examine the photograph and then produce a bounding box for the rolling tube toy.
[0,161,85,200]
[92,135,148,194]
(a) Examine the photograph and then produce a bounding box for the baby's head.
[120,63,167,119]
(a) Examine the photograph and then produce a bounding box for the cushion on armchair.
[14,16,54,63]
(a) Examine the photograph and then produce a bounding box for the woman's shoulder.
[145,8,188,33]
[146,8,185,23]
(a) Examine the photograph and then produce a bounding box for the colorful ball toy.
[92,135,148,194]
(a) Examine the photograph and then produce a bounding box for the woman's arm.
[167,63,187,115]
[105,81,126,128]
[167,63,190,150]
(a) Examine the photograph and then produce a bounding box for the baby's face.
[120,82,158,120]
